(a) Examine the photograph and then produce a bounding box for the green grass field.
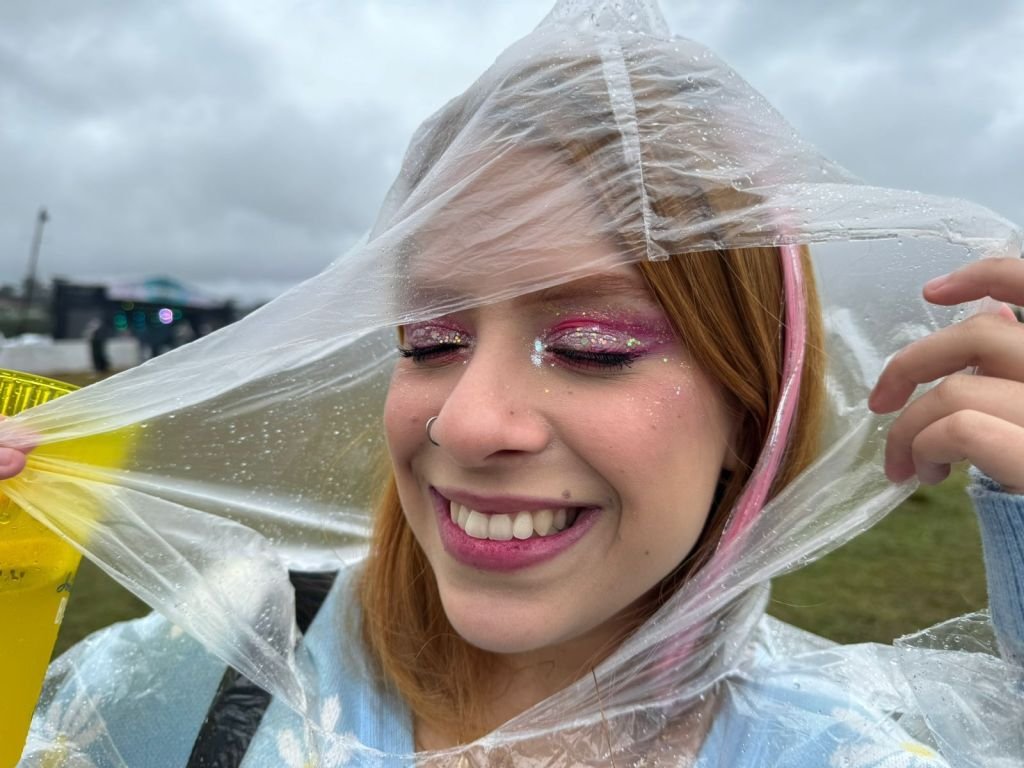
[770,469,985,643]
[28,373,991,655]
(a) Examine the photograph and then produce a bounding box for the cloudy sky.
[2,0,1021,302]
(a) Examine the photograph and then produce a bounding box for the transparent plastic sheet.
[3,0,1023,764]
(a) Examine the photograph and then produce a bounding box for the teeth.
[512,512,534,540]
[532,509,554,537]
[488,514,513,541]
[448,501,584,540]
[464,510,489,539]
[553,508,567,531]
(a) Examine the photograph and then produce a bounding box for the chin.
[453,624,543,655]
[436,582,576,656]
[432,581,614,663]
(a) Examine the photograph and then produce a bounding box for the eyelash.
[397,342,642,370]
[547,347,641,370]
[397,343,464,363]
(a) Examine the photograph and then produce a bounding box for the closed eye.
[548,347,641,370]
[397,343,465,363]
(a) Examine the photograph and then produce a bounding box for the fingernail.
[918,464,949,486]
[924,273,951,291]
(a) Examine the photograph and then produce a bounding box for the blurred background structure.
[0,273,237,375]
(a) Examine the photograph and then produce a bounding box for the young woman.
[6,253,1024,766]
[6,2,1024,766]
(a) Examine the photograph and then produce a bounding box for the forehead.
[407,264,657,320]
[398,150,644,314]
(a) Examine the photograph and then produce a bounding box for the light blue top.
[25,476,1024,767]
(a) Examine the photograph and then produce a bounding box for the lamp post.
[16,207,49,336]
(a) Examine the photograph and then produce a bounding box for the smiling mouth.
[448,501,581,541]
[432,488,599,571]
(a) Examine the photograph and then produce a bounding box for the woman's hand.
[869,256,1024,493]
[0,416,29,480]
[0,448,27,480]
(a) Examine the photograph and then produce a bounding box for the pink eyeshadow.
[404,321,470,347]
[546,314,677,350]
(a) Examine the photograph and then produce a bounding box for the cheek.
[383,371,438,464]
[593,374,730,474]
[383,373,445,548]
[594,374,730,541]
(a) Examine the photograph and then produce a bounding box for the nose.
[430,346,551,466]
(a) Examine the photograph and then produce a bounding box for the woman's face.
[383,259,736,658]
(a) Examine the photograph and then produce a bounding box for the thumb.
[0,446,28,481]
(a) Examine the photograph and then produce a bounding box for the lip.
[434,486,582,515]
[431,487,600,572]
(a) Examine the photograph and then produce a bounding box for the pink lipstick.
[431,487,600,572]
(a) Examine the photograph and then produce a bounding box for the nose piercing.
[426,416,440,446]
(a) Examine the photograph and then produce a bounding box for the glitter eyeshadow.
[405,324,467,347]
[546,317,674,353]
[553,327,643,352]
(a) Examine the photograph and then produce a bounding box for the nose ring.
[426,416,440,447]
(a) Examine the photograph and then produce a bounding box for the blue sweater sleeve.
[966,468,1024,667]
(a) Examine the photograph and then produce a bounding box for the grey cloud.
[1,1,1020,303]
[0,2,406,295]
[687,0,1024,223]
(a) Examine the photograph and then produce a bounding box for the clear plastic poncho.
[4,0,1024,765]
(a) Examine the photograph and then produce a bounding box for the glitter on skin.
[531,338,544,367]
[406,325,466,347]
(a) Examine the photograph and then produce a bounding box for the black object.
[186,571,337,767]
[88,322,111,373]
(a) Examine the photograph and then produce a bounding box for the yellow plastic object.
[0,370,80,768]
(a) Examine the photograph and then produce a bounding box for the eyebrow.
[403,270,654,317]
[531,272,654,304]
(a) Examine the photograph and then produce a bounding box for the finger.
[924,256,1024,307]
[884,374,1024,482]
[910,410,1024,493]
[869,312,1024,413]
[0,447,27,481]
[0,414,40,454]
